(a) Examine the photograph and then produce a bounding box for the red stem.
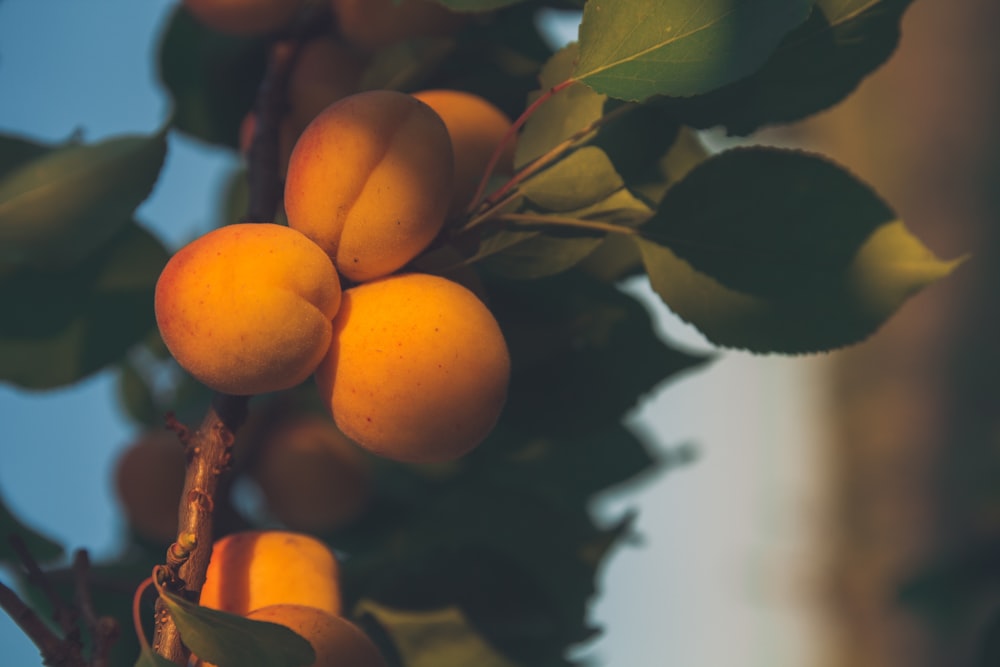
[465,78,575,216]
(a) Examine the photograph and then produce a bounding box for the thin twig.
[73,550,119,667]
[0,578,69,665]
[496,212,639,236]
[9,535,79,643]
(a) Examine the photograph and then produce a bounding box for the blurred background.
[1,0,998,665]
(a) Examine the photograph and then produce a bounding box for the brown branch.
[73,550,119,667]
[9,535,80,647]
[152,393,249,664]
[0,578,71,666]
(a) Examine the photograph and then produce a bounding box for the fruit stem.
[496,212,639,236]
[465,78,574,216]
[459,101,638,234]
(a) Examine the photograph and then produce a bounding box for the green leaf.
[117,361,160,427]
[0,223,168,389]
[480,230,604,280]
[359,38,456,92]
[359,602,520,667]
[666,0,915,135]
[0,493,62,564]
[158,5,267,148]
[521,146,624,212]
[574,0,813,100]
[158,587,315,667]
[0,132,167,270]
[135,647,178,667]
[634,149,961,352]
[515,44,606,167]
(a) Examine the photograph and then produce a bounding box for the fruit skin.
[113,430,186,544]
[412,89,515,217]
[199,531,342,617]
[183,0,302,35]
[207,605,386,667]
[284,90,454,283]
[154,223,341,396]
[315,273,510,463]
[330,0,466,52]
[252,414,372,533]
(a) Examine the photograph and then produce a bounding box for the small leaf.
[0,223,168,389]
[666,0,915,134]
[0,493,62,564]
[515,44,606,168]
[574,0,812,100]
[520,146,624,212]
[158,587,315,667]
[359,602,520,667]
[0,132,167,270]
[158,5,267,148]
[480,230,603,280]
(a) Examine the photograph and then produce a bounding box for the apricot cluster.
[199,530,385,667]
[155,88,513,464]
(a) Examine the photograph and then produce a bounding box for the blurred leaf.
[0,494,62,564]
[158,587,315,667]
[574,0,812,100]
[221,166,249,226]
[489,271,707,429]
[0,224,168,389]
[979,604,1000,667]
[158,6,267,148]
[117,361,159,427]
[576,233,644,282]
[634,148,961,352]
[0,132,167,270]
[359,602,520,667]
[0,133,49,178]
[432,0,527,9]
[360,38,456,92]
[666,0,914,135]
[623,125,711,207]
[520,146,624,212]
[515,44,605,167]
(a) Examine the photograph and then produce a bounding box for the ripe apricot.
[315,273,510,463]
[330,0,466,52]
[412,89,515,216]
[284,90,454,282]
[252,414,372,533]
[200,530,342,616]
[183,0,302,35]
[154,223,341,396]
[113,430,185,544]
[247,605,386,667]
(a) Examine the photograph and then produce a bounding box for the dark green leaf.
[0,132,167,270]
[360,602,520,667]
[117,361,160,427]
[158,6,267,148]
[489,271,708,430]
[574,0,812,100]
[0,133,49,179]
[158,587,315,667]
[359,38,456,92]
[634,148,961,352]
[0,493,62,564]
[515,44,605,167]
[0,223,168,389]
[666,0,915,134]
